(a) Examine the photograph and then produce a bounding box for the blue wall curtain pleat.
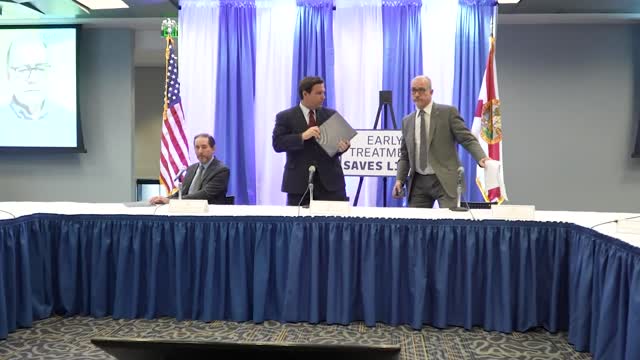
[452,0,495,202]
[291,0,336,108]
[214,0,257,205]
[377,0,423,207]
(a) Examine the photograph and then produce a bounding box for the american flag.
[159,36,189,195]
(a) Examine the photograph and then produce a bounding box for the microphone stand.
[297,166,316,215]
[450,183,469,212]
[173,168,187,201]
[304,166,316,209]
[297,185,311,216]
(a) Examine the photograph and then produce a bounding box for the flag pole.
[161,18,176,121]
[490,11,494,38]
[163,36,170,122]
[159,18,185,196]
[491,3,498,39]
[159,34,171,194]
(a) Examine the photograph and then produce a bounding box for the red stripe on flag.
[159,149,172,175]
[163,118,188,167]
[474,100,483,118]
[159,149,173,194]
[167,109,189,164]
[488,187,501,200]
[488,142,500,161]
[166,108,189,166]
[160,131,180,174]
[485,42,496,101]
[173,103,189,145]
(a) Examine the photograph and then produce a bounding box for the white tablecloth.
[1,201,638,248]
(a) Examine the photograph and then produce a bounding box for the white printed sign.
[341,129,402,177]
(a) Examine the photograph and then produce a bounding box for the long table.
[0,202,639,360]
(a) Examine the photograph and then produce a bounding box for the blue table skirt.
[0,214,638,359]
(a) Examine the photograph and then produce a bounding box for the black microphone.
[308,165,316,185]
[173,167,187,182]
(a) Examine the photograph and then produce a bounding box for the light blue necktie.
[187,165,204,194]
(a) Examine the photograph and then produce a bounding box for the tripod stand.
[353,90,398,207]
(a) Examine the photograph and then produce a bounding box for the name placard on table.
[491,205,536,220]
[309,200,351,216]
[168,199,209,214]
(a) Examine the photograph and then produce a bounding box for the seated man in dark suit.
[272,76,350,206]
[149,133,230,205]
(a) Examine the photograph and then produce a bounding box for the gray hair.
[411,75,432,90]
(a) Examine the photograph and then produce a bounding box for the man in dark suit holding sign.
[272,76,350,206]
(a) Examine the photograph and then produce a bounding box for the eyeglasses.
[10,64,51,79]
[411,87,429,94]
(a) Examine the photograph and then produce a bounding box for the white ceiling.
[0,0,638,27]
[1,0,638,66]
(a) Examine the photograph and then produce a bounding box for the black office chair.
[223,196,235,205]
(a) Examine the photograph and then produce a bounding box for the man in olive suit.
[393,76,490,208]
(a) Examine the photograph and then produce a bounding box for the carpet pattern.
[0,316,592,359]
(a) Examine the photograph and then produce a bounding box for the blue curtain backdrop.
[214,0,257,205]
[291,0,336,109]
[452,0,495,202]
[377,0,423,207]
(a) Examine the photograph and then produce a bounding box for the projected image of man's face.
[0,28,77,148]
[6,37,50,115]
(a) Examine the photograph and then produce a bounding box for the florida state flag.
[471,36,507,203]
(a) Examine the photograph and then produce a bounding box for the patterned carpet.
[0,316,592,360]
